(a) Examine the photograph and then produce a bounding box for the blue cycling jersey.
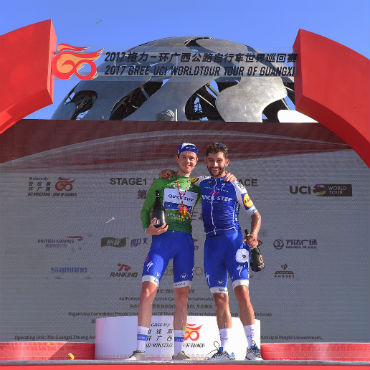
[194,176,258,237]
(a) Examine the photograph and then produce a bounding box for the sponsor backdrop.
[0,121,369,344]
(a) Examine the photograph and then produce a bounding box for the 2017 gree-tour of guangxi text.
[102,64,296,77]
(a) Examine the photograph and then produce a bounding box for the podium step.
[1,341,369,361]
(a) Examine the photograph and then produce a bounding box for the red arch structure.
[0,22,369,167]
[0,20,56,134]
[294,29,370,167]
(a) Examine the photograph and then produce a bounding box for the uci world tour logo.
[289,184,352,197]
[52,44,103,80]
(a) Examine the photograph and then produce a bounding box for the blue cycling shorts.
[204,229,249,294]
[142,230,194,288]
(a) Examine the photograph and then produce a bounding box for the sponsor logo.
[130,237,149,247]
[146,261,154,272]
[27,176,77,197]
[286,239,318,249]
[55,177,75,192]
[274,239,318,249]
[101,237,126,248]
[144,323,206,348]
[185,323,202,341]
[312,184,326,196]
[164,188,198,208]
[52,43,102,80]
[274,264,295,278]
[38,236,82,248]
[289,184,352,196]
[202,194,232,202]
[141,323,178,347]
[50,267,88,273]
[273,239,284,249]
[205,273,210,285]
[150,323,171,328]
[243,193,254,208]
[110,263,138,278]
[236,265,244,276]
[118,264,131,271]
[101,237,148,248]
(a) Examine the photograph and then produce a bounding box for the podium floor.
[0,359,370,370]
[0,342,369,369]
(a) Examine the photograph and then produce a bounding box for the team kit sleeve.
[140,178,162,229]
[232,181,258,215]
[191,175,207,186]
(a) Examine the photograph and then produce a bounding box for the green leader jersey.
[140,175,201,234]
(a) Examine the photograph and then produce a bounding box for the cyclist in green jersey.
[128,143,201,361]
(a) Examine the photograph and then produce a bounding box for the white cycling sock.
[136,326,149,352]
[174,329,185,355]
[219,328,232,352]
[243,324,257,348]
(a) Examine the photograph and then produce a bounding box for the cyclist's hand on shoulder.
[158,169,174,179]
[224,171,237,182]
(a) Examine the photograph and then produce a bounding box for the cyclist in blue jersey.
[193,143,262,361]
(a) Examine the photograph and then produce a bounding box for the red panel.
[0,120,349,166]
[262,343,370,361]
[0,342,94,361]
[1,341,369,362]
[0,20,56,134]
[0,366,367,370]
[293,29,370,167]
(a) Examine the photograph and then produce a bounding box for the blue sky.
[2,0,369,120]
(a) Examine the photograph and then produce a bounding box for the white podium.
[95,315,260,360]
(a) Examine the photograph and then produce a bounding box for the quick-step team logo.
[52,43,103,80]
